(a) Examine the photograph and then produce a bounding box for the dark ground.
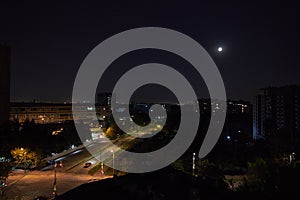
[55,166,294,200]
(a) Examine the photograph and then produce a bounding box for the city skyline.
[1,2,300,198]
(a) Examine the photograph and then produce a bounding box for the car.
[83,162,92,168]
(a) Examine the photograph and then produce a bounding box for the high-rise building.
[96,92,115,106]
[0,45,10,127]
[253,86,300,140]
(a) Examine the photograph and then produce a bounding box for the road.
[3,170,111,200]
[2,133,138,199]
[2,139,115,200]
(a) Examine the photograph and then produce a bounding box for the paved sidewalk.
[4,170,111,200]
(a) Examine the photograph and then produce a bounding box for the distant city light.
[218,47,223,52]
[87,106,93,111]
[226,135,231,140]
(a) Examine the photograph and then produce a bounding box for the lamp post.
[111,149,114,176]
[99,148,104,175]
[16,148,27,171]
[192,153,196,176]
[52,162,57,197]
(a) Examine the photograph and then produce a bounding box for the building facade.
[9,102,111,124]
[0,45,10,127]
[253,86,300,140]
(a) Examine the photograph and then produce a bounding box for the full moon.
[218,47,223,52]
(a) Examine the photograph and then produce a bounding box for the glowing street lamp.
[15,147,27,169]
[192,152,196,176]
[52,162,58,197]
[99,149,104,175]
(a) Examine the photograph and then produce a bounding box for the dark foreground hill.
[55,167,232,200]
[55,166,292,200]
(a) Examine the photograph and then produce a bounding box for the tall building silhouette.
[0,45,10,127]
[96,92,115,106]
[253,86,300,140]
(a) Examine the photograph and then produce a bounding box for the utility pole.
[111,149,114,176]
[192,153,196,176]
[52,163,57,198]
[100,149,104,175]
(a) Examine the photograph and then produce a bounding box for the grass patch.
[88,136,136,176]
[88,162,102,175]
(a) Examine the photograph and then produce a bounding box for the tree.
[240,157,269,192]
[26,151,41,167]
[172,159,186,173]
[10,147,42,169]
[105,126,117,140]
[11,147,28,168]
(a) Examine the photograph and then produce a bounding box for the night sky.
[1,1,299,103]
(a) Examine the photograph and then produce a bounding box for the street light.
[111,149,114,176]
[99,148,104,175]
[52,161,58,197]
[192,153,196,176]
[15,148,27,170]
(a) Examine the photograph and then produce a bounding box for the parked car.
[83,162,92,168]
